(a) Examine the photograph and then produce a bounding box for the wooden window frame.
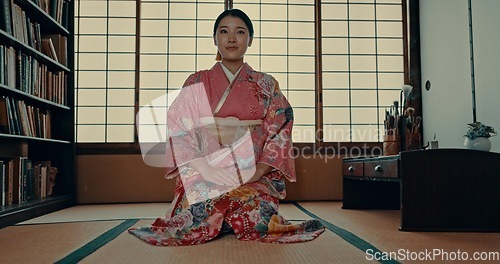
[76,0,421,156]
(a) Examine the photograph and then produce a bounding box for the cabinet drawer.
[342,162,363,177]
[364,159,398,178]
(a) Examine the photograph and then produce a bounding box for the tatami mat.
[2,202,500,264]
[0,221,123,263]
[80,220,368,264]
[300,202,500,264]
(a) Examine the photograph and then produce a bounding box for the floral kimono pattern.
[129,63,325,246]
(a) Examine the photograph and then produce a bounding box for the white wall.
[420,0,500,152]
[472,0,500,151]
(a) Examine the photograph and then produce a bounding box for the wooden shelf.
[13,0,69,35]
[0,84,70,110]
[0,195,75,228]
[0,133,71,144]
[0,30,69,72]
[0,0,75,228]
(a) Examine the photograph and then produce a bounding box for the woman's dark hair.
[213,9,254,38]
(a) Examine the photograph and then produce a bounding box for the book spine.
[25,160,33,201]
[7,160,13,205]
[0,45,3,85]
[0,161,5,206]
[0,0,13,35]
[0,96,10,134]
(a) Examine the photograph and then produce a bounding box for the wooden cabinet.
[342,149,500,231]
[0,0,75,228]
[400,149,500,231]
[342,155,400,210]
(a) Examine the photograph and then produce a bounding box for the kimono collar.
[219,62,244,84]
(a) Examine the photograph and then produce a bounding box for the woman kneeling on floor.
[129,8,325,246]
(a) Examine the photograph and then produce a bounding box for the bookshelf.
[0,0,74,228]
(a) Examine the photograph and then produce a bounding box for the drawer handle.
[374,165,383,173]
[348,166,355,172]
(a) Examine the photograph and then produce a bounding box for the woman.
[129,9,325,246]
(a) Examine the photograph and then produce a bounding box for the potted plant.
[464,121,497,151]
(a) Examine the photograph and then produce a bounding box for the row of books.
[8,0,39,50]
[0,0,68,66]
[0,45,68,105]
[0,157,58,206]
[1,0,69,33]
[0,96,52,138]
[31,0,68,25]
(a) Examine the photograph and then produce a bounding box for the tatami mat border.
[293,202,401,264]
[55,219,140,264]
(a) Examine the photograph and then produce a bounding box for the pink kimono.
[129,63,325,246]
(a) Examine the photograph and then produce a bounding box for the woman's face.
[214,15,253,63]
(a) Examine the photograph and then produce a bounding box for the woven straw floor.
[0,202,499,264]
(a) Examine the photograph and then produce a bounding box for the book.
[32,162,40,199]
[44,34,67,66]
[41,38,58,62]
[5,97,18,135]
[16,100,29,136]
[34,23,42,51]
[50,0,59,20]
[0,0,13,35]
[0,96,10,134]
[20,9,27,44]
[0,45,4,85]
[0,160,5,206]
[7,46,16,88]
[12,1,21,41]
[39,162,47,199]
[26,16,33,47]
[40,0,49,14]
[47,165,57,197]
[25,160,33,201]
[4,159,13,205]
[11,157,25,204]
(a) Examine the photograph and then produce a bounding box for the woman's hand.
[243,163,272,184]
[187,159,240,187]
[202,166,241,187]
[187,160,273,187]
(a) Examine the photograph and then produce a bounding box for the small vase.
[464,137,491,151]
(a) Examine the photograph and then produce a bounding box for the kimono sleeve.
[164,74,206,178]
[258,77,297,182]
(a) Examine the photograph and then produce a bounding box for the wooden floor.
[1,202,499,264]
